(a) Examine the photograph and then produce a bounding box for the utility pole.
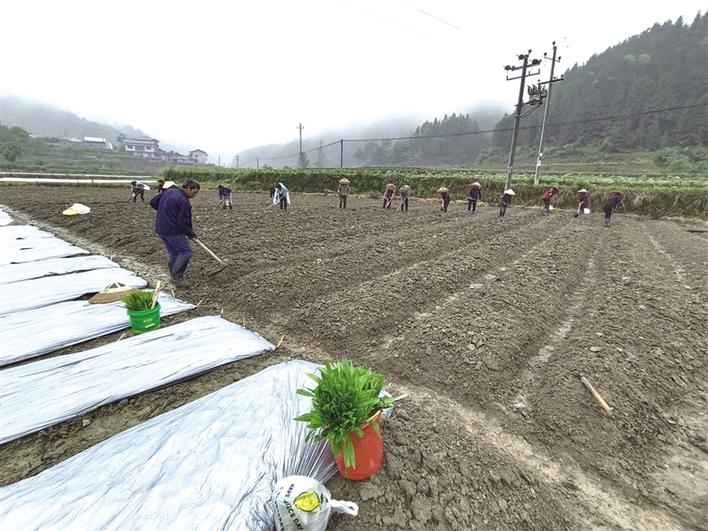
[534,42,563,185]
[340,139,344,168]
[236,155,239,168]
[504,50,542,190]
[297,122,304,163]
[218,154,221,166]
[256,157,260,170]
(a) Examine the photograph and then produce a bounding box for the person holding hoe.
[438,186,451,213]
[603,191,623,226]
[217,184,233,210]
[150,179,201,288]
[499,188,515,218]
[274,182,290,211]
[337,178,350,209]
[541,186,559,216]
[467,181,482,214]
[575,188,590,217]
[130,180,149,203]
[399,184,411,212]
[383,183,396,209]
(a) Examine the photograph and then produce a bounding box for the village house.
[82,136,113,149]
[189,149,208,165]
[120,136,164,159]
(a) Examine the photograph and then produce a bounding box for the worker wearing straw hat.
[499,189,515,218]
[438,186,451,213]
[541,186,559,216]
[383,183,396,209]
[399,184,412,212]
[217,184,233,210]
[130,180,149,203]
[337,178,350,209]
[467,182,482,214]
[603,191,623,226]
[575,188,590,217]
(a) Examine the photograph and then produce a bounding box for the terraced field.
[1,186,706,530]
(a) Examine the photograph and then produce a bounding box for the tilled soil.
[1,186,706,530]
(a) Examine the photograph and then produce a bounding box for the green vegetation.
[295,360,395,468]
[122,291,155,312]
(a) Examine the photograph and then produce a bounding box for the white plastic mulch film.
[0,316,275,445]
[0,237,87,265]
[0,268,146,315]
[0,224,54,241]
[0,360,354,530]
[0,209,12,226]
[0,292,194,366]
[0,255,120,285]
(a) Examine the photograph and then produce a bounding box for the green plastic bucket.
[127,304,161,334]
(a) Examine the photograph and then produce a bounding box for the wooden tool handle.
[580,376,614,416]
[150,280,162,308]
[194,239,226,264]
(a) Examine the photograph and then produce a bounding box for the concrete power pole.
[236,155,239,168]
[297,122,305,167]
[534,42,563,185]
[504,50,541,191]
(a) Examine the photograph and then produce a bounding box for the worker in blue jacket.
[150,179,200,287]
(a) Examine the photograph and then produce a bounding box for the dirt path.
[1,186,705,529]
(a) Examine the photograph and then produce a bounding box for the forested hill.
[492,12,708,152]
[0,96,145,142]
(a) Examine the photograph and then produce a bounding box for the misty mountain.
[0,96,146,142]
[491,12,708,152]
[235,104,505,168]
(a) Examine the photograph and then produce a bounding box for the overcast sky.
[1,0,703,162]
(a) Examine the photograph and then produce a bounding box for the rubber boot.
[171,254,192,287]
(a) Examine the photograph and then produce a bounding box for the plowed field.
[1,186,706,530]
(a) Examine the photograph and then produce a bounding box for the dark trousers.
[280,197,287,210]
[542,198,551,215]
[401,197,409,212]
[339,195,347,209]
[160,234,192,280]
[499,204,508,217]
[383,197,392,209]
[467,199,477,212]
[132,190,145,203]
[442,199,450,212]
[604,205,613,225]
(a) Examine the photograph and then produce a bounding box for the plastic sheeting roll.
[0,292,194,366]
[0,360,350,530]
[0,268,146,315]
[0,316,275,444]
[0,255,120,285]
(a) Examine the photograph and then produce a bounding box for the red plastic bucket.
[335,412,384,480]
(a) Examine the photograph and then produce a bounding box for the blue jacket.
[150,187,197,239]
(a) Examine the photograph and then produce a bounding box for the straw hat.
[577,188,588,194]
[471,182,481,188]
[338,178,350,184]
[438,186,449,193]
[163,180,176,189]
[386,183,396,191]
[504,189,515,196]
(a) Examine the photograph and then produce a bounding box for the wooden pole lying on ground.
[580,375,614,416]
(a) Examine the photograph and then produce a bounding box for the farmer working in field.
[383,183,396,209]
[575,188,590,217]
[399,184,411,212]
[603,191,623,226]
[499,189,515,218]
[541,186,559,216]
[337,178,350,209]
[130,180,148,203]
[438,187,451,213]
[274,182,290,211]
[156,179,165,194]
[467,182,482,214]
[217,184,233,210]
[149,179,201,288]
